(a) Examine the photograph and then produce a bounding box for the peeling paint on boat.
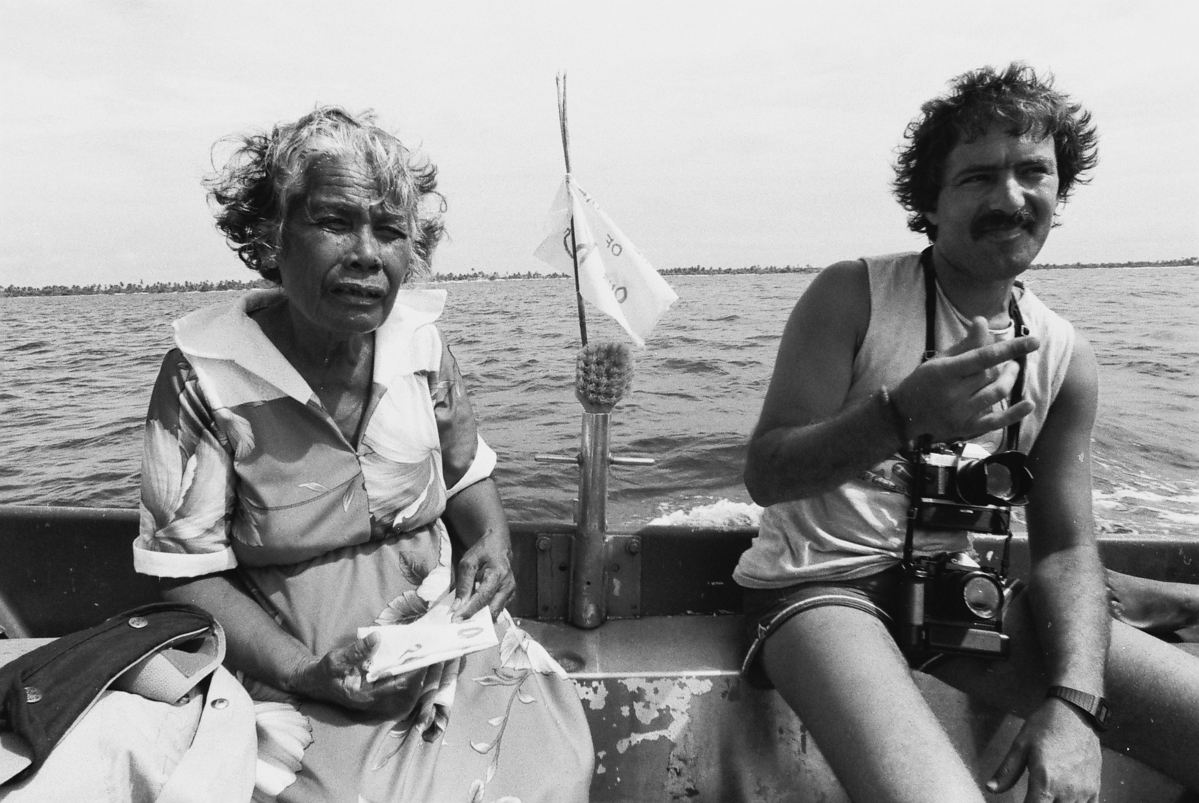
[573,679,609,710]
[613,677,713,753]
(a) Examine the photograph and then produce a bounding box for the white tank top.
[733,251,1076,588]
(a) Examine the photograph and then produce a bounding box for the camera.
[897,442,1032,659]
[898,552,1010,657]
[908,443,1033,534]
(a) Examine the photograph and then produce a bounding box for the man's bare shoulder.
[784,259,871,349]
[817,258,869,285]
[1054,333,1098,414]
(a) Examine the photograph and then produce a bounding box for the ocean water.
[2,267,1197,536]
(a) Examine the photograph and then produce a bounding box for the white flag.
[534,177,677,347]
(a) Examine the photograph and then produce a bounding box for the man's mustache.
[971,208,1036,239]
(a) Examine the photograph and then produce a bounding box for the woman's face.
[274,154,413,339]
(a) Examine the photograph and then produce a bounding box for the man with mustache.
[737,63,1199,802]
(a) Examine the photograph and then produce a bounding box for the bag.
[0,602,224,786]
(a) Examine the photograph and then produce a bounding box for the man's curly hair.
[204,106,445,283]
[893,63,1098,241]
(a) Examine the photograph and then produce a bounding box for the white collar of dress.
[171,286,447,404]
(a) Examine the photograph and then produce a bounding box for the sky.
[2,1,1196,288]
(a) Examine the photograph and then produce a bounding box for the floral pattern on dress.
[366,522,461,771]
[374,522,454,620]
[138,399,235,556]
[359,445,442,532]
[251,701,314,803]
[466,614,570,797]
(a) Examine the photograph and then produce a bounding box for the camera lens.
[985,463,1015,501]
[954,451,1033,506]
[962,575,1002,619]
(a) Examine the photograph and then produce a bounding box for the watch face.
[1094,699,1112,728]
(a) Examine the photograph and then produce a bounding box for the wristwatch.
[1046,685,1111,731]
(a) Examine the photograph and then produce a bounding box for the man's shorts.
[740,564,948,689]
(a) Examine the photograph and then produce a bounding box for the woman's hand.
[290,634,424,717]
[442,478,517,623]
[452,527,516,622]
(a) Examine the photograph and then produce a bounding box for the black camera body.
[908,446,1032,534]
[898,553,1009,658]
[898,443,1031,659]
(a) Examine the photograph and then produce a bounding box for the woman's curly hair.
[893,63,1099,240]
[204,106,445,283]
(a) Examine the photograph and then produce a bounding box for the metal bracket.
[534,532,642,620]
[535,532,573,620]
[604,534,642,618]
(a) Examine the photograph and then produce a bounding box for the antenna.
[556,72,588,346]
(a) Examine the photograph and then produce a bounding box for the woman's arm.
[162,573,425,715]
[161,573,314,691]
[429,337,516,621]
[443,477,515,622]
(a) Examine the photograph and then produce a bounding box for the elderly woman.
[133,107,593,802]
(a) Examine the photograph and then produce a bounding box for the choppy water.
[2,267,1197,535]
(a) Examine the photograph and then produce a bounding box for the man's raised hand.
[892,317,1040,445]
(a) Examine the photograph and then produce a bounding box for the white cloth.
[0,666,256,803]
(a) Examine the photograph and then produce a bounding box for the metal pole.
[569,412,609,628]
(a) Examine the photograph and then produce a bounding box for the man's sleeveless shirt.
[733,252,1076,588]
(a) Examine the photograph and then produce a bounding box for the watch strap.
[1047,685,1110,731]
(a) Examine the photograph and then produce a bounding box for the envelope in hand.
[357,599,498,683]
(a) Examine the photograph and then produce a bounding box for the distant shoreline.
[2,258,1195,298]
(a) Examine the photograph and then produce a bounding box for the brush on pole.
[575,341,633,413]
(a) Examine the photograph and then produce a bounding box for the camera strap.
[903,248,1028,573]
[918,247,1027,451]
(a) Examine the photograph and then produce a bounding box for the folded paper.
[358,600,498,683]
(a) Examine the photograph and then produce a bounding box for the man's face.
[926,125,1060,283]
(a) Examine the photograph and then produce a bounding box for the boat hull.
[1,505,1195,802]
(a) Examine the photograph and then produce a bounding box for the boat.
[3,94,1194,797]
[2,498,1198,801]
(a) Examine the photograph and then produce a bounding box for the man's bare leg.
[763,606,986,803]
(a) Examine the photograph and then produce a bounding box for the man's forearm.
[744,389,902,507]
[1028,546,1110,694]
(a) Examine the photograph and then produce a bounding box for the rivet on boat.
[128,616,148,629]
